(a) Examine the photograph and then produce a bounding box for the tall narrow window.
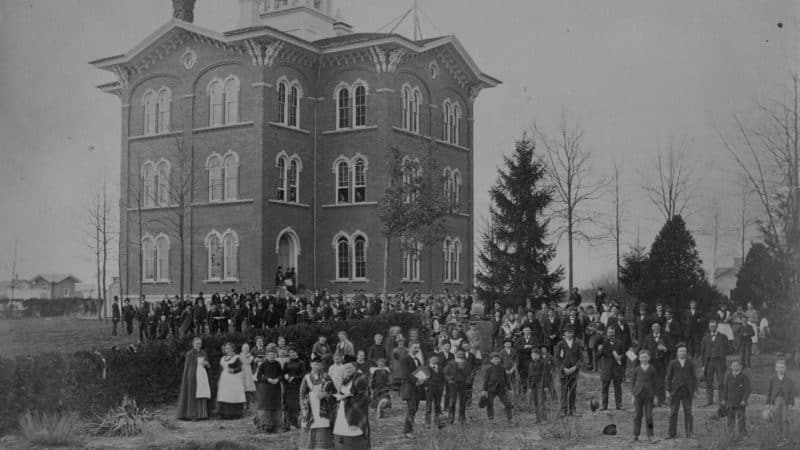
[277,82,287,124]
[207,155,223,202]
[450,104,461,145]
[402,160,412,204]
[157,88,171,133]
[337,236,350,279]
[453,170,462,208]
[402,239,421,281]
[353,158,366,203]
[354,84,366,127]
[337,161,350,203]
[443,102,452,142]
[224,77,239,124]
[337,88,350,129]
[209,81,224,126]
[223,153,238,201]
[276,157,286,200]
[142,236,155,281]
[443,238,452,282]
[156,160,170,206]
[143,91,156,136]
[411,90,420,133]
[401,87,410,130]
[443,168,452,204]
[207,233,223,280]
[288,85,299,127]
[451,240,460,282]
[288,159,298,202]
[354,235,366,279]
[223,232,238,279]
[156,235,170,281]
[142,162,156,208]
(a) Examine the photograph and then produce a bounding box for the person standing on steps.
[665,342,697,439]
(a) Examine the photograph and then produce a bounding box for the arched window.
[402,157,413,204]
[451,239,461,282]
[288,85,299,127]
[208,80,224,126]
[143,91,156,136]
[206,232,223,281]
[451,103,461,145]
[337,87,351,129]
[224,77,240,124]
[353,157,366,203]
[353,234,367,279]
[402,239,421,281]
[276,156,286,200]
[443,100,452,142]
[223,231,239,279]
[288,159,298,202]
[443,167,452,203]
[142,235,156,281]
[411,89,421,133]
[336,160,350,203]
[354,84,367,127]
[443,238,452,281]
[155,234,170,281]
[141,162,156,208]
[401,86,410,130]
[156,160,171,206]
[223,152,239,201]
[336,236,350,280]
[452,170,462,207]
[277,81,287,124]
[157,88,171,133]
[207,154,223,202]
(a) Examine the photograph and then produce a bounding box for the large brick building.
[91,0,499,298]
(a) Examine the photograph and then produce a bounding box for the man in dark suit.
[400,341,425,439]
[665,342,697,439]
[683,299,704,357]
[515,325,538,389]
[598,326,626,410]
[443,348,473,424]
[543,308,561,353]
[554,326,583,416]
[722,359,751,437]
[111,296,121,336]
[633,303,650,348]
[700,320,729,406]
[650,303,667,329]
[643,322,672,405]
[520,310,543,343]
[631,349,657,443]
[122,298,136,335]
[607,305,632,351]
[560,308,584,341]
[663,308,682,351]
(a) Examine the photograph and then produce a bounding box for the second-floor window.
[401,84,421,133]
[206,151,240,202]
[140,159,171,207]
[276,77,302,128]
[333,155,368,204]
[142,87,171,135]
[274,151,302,203]
[443,98,462,145]
[208,76,240,126]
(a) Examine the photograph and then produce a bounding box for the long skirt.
[218,401,244,419]
[333,434,370,450]
[299,427,334,450]
[195,398,209,420]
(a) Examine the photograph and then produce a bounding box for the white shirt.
[333,381,363,436]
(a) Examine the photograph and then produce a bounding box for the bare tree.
[86,175,114,319]
[537,114,608,291]
[643,138,696,221]
[611,162,623,290]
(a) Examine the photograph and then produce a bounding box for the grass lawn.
[0,316,139,357]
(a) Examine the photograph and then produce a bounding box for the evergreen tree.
[642,215,707,310]
[476,135,564,312]
[619,244,648,303]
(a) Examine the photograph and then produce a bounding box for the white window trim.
[452,169,462,207]
[207,75,240,127]
[333,155,351,204]
[207,78,224,127]
[452,103,462,145]
[154,232,171,282]
[401,83,422,133]
[222,150,240,201]
[401,239,423,282]
[332,231,351,281]
[221,228,240,281]
[276,76,303,128]
[334,81,351,130]
[142,89,157,136]
[205,229,223,282]
[205,152,223,203]
[351,230,368,281]
[156,87,172,134]
[141,234,156,282]
[352,79,369,128]
[140,160,156,208]
[154,158,172,207]
[275,150,303,203]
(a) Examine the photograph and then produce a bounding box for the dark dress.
[176,349,209,420]
[284,358,307,428]
[255,359,283,432]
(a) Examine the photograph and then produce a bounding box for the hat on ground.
[602,424,617,436]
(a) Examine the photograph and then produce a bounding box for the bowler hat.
[602,424,617,435]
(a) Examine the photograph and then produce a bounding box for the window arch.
[156,87,171,133]
[452,169,462,207]
[353,82,367,127]
[206,231,223,281]
[402,238,422,281]
[402,156,421,203]
[222,230,239,280]
[451,103,461,145]
[143,90,156,136]
[277,81,287,124]
[353,233,367,279]
[276,77,303,127]
[443,99,452,142]
[208,80,224,126]
[332,155,369,204]
[288,85,299,127]
[141,161,156,208]
[335,158,350,204]
[443,167,453,203]
[142,235,156,281]
[336,85,351,129]
[208,76,240,126]
[224,76,240,124]
[274,151,302,203]
[223,151,239,201]
[155,233,170,281]
[353,157,367,203]
[401,84,422,133]
[443,237,452,281]
[206,153,223,202]
[336,234,350,280]
[155,159,171,206]
[443,236,462,282]
[205,229,239,281]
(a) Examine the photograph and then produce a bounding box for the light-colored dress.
[240,353,256,392]
[333,381,363,437]
[196,356,211,399]
[217,355,246,404]
[308,375,331,429]
[329,363,346,391]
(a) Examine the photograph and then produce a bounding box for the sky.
[0,0,798,290]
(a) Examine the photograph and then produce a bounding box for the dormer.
[237,0,351,41]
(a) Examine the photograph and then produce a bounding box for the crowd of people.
[113,284,795,448]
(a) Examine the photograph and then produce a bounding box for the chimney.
[172,0,197,23]
[333,21,353,36]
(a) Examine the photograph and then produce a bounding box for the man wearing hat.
[643,322,672,405]
[598,326,626,410]
[665,342,697,439]
[400,341,425,439]
[554,326,583,416]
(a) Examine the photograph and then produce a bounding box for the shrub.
[91,395,156,436]
[17,410,83,447]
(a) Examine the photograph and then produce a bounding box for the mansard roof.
[90,18,500,94]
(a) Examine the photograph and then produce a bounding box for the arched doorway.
[275,227,300,278]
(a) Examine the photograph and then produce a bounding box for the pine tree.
[642,215,707,310]
[619,244,648,303]
[476,135,564,312]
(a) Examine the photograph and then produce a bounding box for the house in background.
[0,278,47,300]
[29,274,82,299]
[713,257,742,299]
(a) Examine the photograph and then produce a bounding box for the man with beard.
[643,322,672,405]
[599,326,626,410]
[700,320,729,406]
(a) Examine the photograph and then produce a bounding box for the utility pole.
[10,240,17,301]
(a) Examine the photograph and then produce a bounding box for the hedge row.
[0,312,424,432]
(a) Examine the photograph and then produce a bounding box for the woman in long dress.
[331,360,371,450]
[240,343,257,411]
[299,355,336,450]
[217,342,246,419]
[176,337,211,420]
[255,344,284,432]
